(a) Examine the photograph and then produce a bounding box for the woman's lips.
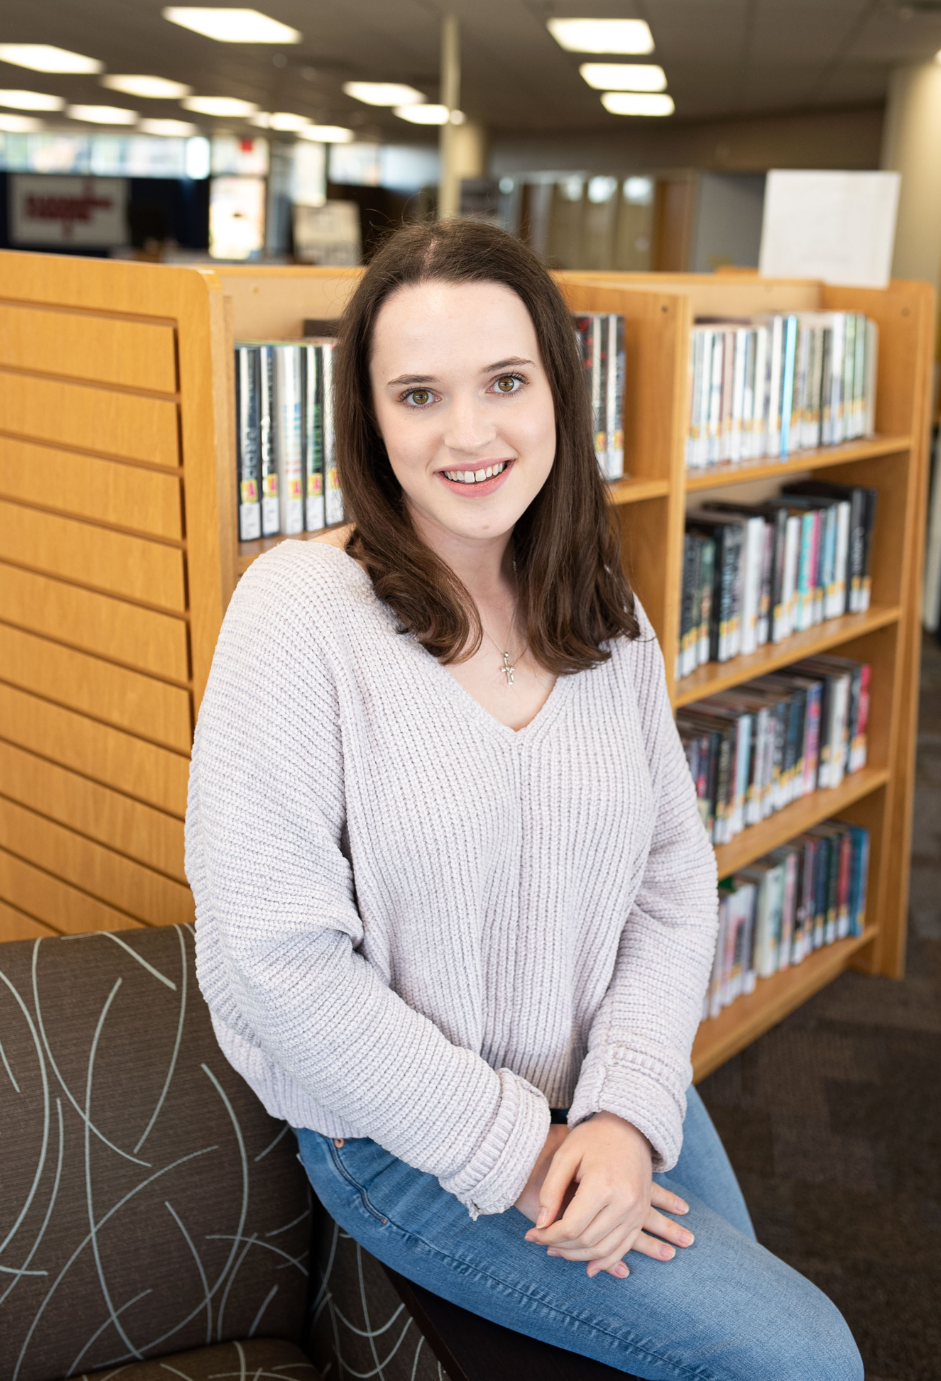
[436,458,514,497]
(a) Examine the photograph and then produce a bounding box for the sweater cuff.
[568,1046,687,1172]
[440,1068,551,1218]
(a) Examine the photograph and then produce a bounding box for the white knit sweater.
[186,540,718,1218]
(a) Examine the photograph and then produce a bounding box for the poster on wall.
[9,174,128,247]
[209,175,266,260]
[758,170,901,288]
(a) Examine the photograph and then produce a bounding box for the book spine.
[235,344,262,542]
[303,343,325,532]
[837,828,853,939]
[860,487,877,611]
[779,849,798,970]
[730,327,747,463]
[843,313,857,440]
[820,323,833,446]
[864,318,878,437]
[853,313,866,438]
[851,661,870,772]
[592,315,607,476]
[321,344,343,527]
[708,331,724,465]
[258,345,279,537]
[782,514,801,636]
[273,344,304,537]
[830,313,846,445]
[803,680,822,795]
[699,537,715,667]
[608,314,625,479]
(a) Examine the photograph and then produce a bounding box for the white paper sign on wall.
[9,175,128,247]
[759,170,901,289]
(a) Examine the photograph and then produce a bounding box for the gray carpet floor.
[698,634,941,1381]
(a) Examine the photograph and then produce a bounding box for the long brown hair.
[335,220,639,672]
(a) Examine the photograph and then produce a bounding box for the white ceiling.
[3,0,941,135]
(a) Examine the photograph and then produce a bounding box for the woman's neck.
[407,502,517,609]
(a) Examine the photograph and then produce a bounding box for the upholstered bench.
[0,926,628,1381]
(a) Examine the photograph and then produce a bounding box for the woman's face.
[369,279,557,547]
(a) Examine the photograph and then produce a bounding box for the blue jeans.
[295,1087,863,1380]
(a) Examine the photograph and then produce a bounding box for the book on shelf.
[234,337,342,543]
[685,310,878,470]
[678,654,869,848]
[573,312,626,482]
[677,481,877,679]
[703,818,870,1021]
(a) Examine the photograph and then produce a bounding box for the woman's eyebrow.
[484,356,533,372]
[387,373,437,386]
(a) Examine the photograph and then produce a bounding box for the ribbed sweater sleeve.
[188,560,549,1217]
[567,608,719,1171]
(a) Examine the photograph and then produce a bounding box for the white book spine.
[864,318,878,437]
[707,332,723,465]
[321,343,343,527]
[767,315,784,457]
[782,515,801,637]
[273,344,304,536]
[730,328,747,462]
[830,313,846,445]
[739,516,764,656]
[752,325,770,459]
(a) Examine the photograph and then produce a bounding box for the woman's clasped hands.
[515,1111,695,1279]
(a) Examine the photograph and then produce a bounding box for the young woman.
[187,221,863,1379]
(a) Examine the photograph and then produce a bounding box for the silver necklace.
[480,611,525,687]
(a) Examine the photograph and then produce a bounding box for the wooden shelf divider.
[0,256,931,1078]
[673,605,901,707]
[692,927,877,1081]
[713,765,889,880]
[684,434,911,491]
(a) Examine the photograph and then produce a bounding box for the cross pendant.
[502,651,516,687]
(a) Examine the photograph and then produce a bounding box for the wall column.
[438,15,461,220]
[881,61,941,295]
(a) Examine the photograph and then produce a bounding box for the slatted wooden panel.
[0,563,189,681]
[0,436,184,540]
[0,370,180,467]
[0,897,57,940]
[0,624,192,751]
[0,683,189,817]
[0,501,186,610]
[0,848,143,935]
[0,741,186,881]
[0,301,178,392]
[0,798,194,927]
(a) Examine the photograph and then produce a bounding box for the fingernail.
[661,1245,675,1260]
[547,1248,560,1257]
[675,1199,689,1213]
[536,1207,550,1228]
[680,1230,694,1246]
[615,1263,629,1278]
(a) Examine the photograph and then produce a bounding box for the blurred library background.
[1,5,941,1381]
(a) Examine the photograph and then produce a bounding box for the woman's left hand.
[523,1111,694,1278]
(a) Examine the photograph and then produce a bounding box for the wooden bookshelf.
[0,254,931,1078]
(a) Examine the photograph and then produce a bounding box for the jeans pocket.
[327,1139,389,1226]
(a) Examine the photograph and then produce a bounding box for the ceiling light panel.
[0,113,43,131]
[163,8,301,43]
[268,111,310,130]
[182,95,259,116]
[581,63,665,92]
[0,89,65,111]
[67,104,139,124]
[601,91,674,116]
[547,19,654,55]
[103,75,192,99]
[297,124,354,143]
[343,81,424,106]
[0,44,103,73]
[139,117,199,136]
[394,104,448,124]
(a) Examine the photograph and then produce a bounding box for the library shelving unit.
[0,252,932,1081]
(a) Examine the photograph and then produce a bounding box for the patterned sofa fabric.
[0,926,312,1381]
[77,1338,319,1381]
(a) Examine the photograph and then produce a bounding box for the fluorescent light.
[0,113,42,131]
[343,81,424,107]
[547,19,654,55]
[296,124,354,143]
[268,111,310,130]
[182,95,259,116]
[0,89,64,111]
[0,44,103,73]
[67,104,139,124]
[163,8,301,42]
[602,91,674,116]
[139,117,200,136]
[580,63,665,92]
[394,103,448,125]
[102,75,193,99]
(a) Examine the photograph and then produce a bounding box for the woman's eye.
[494,375,522,394]
[406,389,433,407]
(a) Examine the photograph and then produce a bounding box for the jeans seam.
[326,1139,388,1225]
[331,1171,720,1381]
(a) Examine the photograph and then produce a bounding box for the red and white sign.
[9,175,128,247]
